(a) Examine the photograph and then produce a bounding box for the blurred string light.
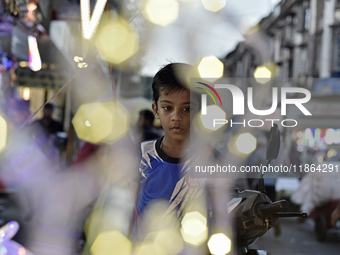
[180,211,208,246]
[198,105,226,132]
[95,12,139,64]
[254,66,271,84]
[72,101,129,144]
[327,148,338,158]
[235,133,257,155]
[18,247,27,255]
[23,87,30,100]
[318,156,323,163]
[197,56,224,82]
[134,243,159,255]
[91,231,132,255]
[335,129,340,144]
[19,61,29,68]
[201,0,226,12]
[227,132,257,157]
[74,55,88,68]
[324,128,336,145]
[0,115,6,153]
[207,233,231,255]
[81,0,107,40]
[142,229,183,255]
[27,35,41,72]
[144,0,179,26]
[74,56,84,62]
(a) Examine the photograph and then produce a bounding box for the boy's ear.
[152,102,160,119]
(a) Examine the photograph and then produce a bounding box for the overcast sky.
[140,0,281,76]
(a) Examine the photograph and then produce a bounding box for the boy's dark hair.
[152,63,194,106]
[139,109,155,126]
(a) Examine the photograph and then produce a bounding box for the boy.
[130,63,222,242]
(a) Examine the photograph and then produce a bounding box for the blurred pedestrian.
[137,109,161,142]
[32,103,63,135]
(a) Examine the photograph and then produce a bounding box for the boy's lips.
[171,126,183,133]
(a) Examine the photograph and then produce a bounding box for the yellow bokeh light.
[154,229,183,255]
[134,243,161,255]
[0,115,7,153]
[95,12,139,65]
[199,105,227,132]
[207,233,231,255]
[143,229,183,255]
[144,0,179,26]
[91,231,132,255]
[254,66,272,84]
[180,211,208,246]
[198,56,224,82]
[201,0,226,12]
[235,133,257,155]
[72,101,129,144]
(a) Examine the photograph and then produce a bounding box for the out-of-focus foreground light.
[235,133,257,155]
[142,229,183,255]
[324,128,336,145]
[328,148,338,158]
[18,247,26,255]
[19,61,29,68]
[23,87,30,100]
[254,66,271,84]
[144,0,179,26]
[74,56,84,63]
[201,0,226,12]
[199,105,226,132]
[72,101,129,144]
[91,231,132,255]
[28,35,41,72]
[208,233,231,255]
[198,56,224,82]
[180,211,208,246]
[0,115,7,153]
[95,13,139,65]
[81,0,107,39]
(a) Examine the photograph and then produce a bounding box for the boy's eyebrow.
[159,100,173,104]
[160,100,197,105]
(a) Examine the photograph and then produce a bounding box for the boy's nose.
[171,109,183,121]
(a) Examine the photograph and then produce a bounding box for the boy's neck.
[161,136,190,159]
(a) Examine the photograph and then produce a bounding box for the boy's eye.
[162,106,172,111]
[183,107,192,112]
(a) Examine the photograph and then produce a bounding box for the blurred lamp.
[181,211,208,246]
[235,133,257,155]
[144,0,179,26]
[208,233,231,254]
[201,0,226,12]
[198,56,224,82]
[28,35,41,72]
[72,101,129,144]
[254,66,272,84]
[199,105,226,131]
[91,231,131,255]
[95,13,139,64]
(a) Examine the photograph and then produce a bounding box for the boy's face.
[152,89,199,143]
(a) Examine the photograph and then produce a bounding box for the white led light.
[81,0,107,40]
[28,35,41,72]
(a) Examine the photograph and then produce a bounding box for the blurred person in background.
[137,109,161,142]
[31,103,63,135]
